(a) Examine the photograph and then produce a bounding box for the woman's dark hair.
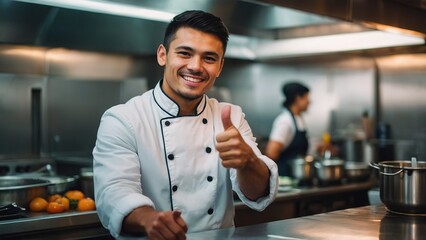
[282,82,310,107]
[163,10,229,54]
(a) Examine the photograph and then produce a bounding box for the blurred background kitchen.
[1,0,426,237]
[1,0,425,173]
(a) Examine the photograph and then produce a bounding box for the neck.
[178,100,199,116]
[289,105,301,116]
[160,79,202,116]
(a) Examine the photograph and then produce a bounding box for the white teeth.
[183,76,202,83]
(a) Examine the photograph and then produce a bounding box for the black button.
[202,118,208,124]
[168,154,174,160]
[208,208,214,215]
[206,147,212,153]
[165,121,170,126]
[172,185,178,192]
[207,176,213,182]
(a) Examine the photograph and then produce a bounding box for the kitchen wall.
[217,58,375,155]
[1,44,425,162]
[0,45,159,159]
[376,54,426,160]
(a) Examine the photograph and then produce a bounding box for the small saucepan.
[289,156,316,181]
[345,162,371,182]
[315,159,345,184]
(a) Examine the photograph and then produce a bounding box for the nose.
[187,56,202,72]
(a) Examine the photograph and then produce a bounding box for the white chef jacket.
[269,108,307,147]
[93,81,278,238]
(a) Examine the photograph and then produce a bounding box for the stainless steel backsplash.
[1,45,425,161]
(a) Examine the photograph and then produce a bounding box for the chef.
[266,82,310,177]
[92,10,278,240]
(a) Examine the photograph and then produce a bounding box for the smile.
[182,75,204,83]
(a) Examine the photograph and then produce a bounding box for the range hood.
[1,0,425,60]
[255,0,426,38]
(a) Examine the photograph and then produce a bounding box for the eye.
[177,51,191,57]
[204,56,218,63]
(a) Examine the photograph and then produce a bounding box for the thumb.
[172,209,188,231]
[221,105,233,130]
[172,209,181,220]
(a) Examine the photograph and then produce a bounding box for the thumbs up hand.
[216,105,271,200]
[221,105,234,131]
[215,105,256,169]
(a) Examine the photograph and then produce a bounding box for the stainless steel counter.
[235,181,372,226]
[0,210,110,239]
[0,181,372,239]
[188,204,426,240]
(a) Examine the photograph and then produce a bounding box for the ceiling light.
[253,31,425,59]
[14,0,176,22]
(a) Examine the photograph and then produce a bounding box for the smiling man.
[93,10,278,240]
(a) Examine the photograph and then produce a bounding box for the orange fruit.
[48,194,62,202]
[77,197,96,211]
[46,201,66,214]
[56,196,70,211]
[29,197,48,212]
[65,190,85,209]
[65,190,85,201]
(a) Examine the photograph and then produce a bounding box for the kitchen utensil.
[0,176,51,207]
[80,167,94,198]
[411,157,417,167]
[39,175,79,194]
[345,162,370,182]
[289,156,316,181]
[370,160,426,214]
[0,202,26,220]
[315,159,345,183]
[16,163,79,194]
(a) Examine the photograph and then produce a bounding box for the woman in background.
[266,82,310,176]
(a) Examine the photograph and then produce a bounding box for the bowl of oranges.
[29,190,95,214]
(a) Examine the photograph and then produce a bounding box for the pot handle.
[368,162,404,176]
[368,162,379,169]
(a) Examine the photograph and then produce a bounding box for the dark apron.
[277,110,309,177]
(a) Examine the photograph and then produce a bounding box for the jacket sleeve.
[92,106,155,238]
[225,104,279,211]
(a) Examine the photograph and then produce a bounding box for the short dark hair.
[282,82,310,107]
[163,10,229,55]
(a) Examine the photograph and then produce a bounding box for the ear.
[157,44,166,66]
[216,58,225,78]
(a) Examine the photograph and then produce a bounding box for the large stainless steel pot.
[370,160,426,214]
[315,159,345,183]
[0,176,51,207]
[289,156,316,181]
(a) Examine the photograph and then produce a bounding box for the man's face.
[157,27,225,106]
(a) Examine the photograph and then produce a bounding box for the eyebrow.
[175,46,220,59]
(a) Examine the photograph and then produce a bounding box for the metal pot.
[80,167,94,199]
[39,175,79,194]
[370,160,426,214]
[315,159,345,183]
[16,164,79,194]
[289,156,316,181]
[0,176,51,207]
[345,162,371,182]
